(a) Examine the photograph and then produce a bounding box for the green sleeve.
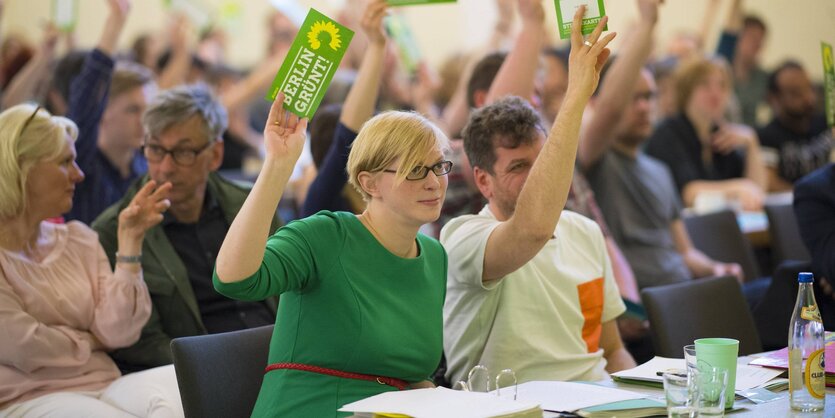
[213,212,340,301]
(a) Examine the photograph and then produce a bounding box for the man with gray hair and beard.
[93,84,282,372]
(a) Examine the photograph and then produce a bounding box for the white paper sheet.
[338,387,539,418]
[612,356,785,391]
[502,381,647,412]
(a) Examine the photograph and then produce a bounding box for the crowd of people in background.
[0,0,833,416]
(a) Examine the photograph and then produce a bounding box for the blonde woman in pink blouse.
[0,104,182,417]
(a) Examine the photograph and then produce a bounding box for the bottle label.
[805,348,826,399]
[801,305,822,322]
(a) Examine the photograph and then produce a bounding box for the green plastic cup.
[694,338,739,409]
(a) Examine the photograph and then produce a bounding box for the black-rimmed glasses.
[142,141,213,166]
[382,160,454,181]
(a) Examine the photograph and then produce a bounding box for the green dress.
[213,211,447,417]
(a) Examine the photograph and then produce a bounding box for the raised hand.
[361,0,389,47]
[118,180,172,239]
[264,92,308,165]
[518,0,545,26]
[637,0,662,25]
[566,5,617,99]
[108,0,131,26]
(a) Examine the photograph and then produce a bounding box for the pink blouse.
[0,221,152,408]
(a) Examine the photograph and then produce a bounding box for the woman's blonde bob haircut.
[0,104,79,218]
[347,111,449,201]
[673,56,733,113]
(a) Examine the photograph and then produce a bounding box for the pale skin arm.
[670,219,744,282]
[0,25,58,110]
[340,0,387,132]
[97,0,130,57]
[157,15,193,90]
[115,180,172,274]
[579,0,659,170]
[481,8,617,282]
[601,320,637,373]
[766,166,793,192]
[681,124,766,210]
[483,0,544,106]
[215,94,308,283]
[606,237,640,303]
[220,52,285,113]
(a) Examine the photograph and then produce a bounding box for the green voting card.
[52,0,77,32]
[554,0,607,40]
[385,13,422,75]
[265,8,355,119]
[387,0,456,6]
[823,42,835,127]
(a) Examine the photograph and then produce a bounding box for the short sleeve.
[213,212,342,301]
[440,214,502,290]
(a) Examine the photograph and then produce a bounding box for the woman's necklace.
[359,213,416,258]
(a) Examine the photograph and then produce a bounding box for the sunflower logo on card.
[307,21,342,51]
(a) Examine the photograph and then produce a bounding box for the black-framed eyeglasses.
[142,141,213,166]
[20,105,42,136]
[382,160,454,181]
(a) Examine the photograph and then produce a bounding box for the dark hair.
[462,96,545,174]
[50,50,88,103]
[742,15,767,33]
[308,103,343,168]
[543,47,569,68]
[466,52,506,109]
[767,60,804,95]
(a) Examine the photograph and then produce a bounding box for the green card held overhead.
[265,8,355,119]
[385,13,422,75]
[823,42,835,127]
[52,0,78,32]
[387,0,456,6]
[554,0,607,40]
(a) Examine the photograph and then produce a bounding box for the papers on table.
[338,387,541,418]
[611,356,785,391]
[503,381,647,412]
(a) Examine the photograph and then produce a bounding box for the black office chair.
[752,260,815,351]
[683,210,760,281]
[765,203,811,266]
[641,276,763,358]
[171,325,273,418]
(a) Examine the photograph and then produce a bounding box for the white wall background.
[2,0,835,80]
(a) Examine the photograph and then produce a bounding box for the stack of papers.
[338,387,541,418]
[611,357,785,391]
[339,381,661,417]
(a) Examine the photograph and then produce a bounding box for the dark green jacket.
[92,172,282,371]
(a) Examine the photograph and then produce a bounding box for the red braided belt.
[265,362,409,390]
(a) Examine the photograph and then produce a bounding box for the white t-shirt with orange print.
[441,206,625,386]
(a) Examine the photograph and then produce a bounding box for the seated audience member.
[579,0,743,290]
[645,56,767,210]
[442,11,635,384]
[68,62,156,224]
[0,104,181,417]
[92,84,282,372]
[794,159,835,328]
[214,4,449,417]
[758,61,832,191]
[60,0,155,225]
[715,11,769,127]
[477,0,639,304]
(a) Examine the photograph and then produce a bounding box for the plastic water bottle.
[788,272,825,412]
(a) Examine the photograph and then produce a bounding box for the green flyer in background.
[52,0,78,32]
[387,0,456,6]
[385,13,421,75]
[265,8,354,119]
[823,42,835,127]
[554,0,607,40]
